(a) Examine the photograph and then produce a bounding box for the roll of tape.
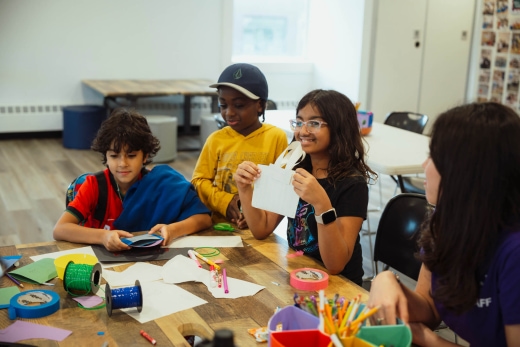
[290,268,329,291]
[8,290,60,320]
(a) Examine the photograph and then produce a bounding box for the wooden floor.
[0,133,400,280]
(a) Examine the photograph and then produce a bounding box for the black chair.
[373,193,429,280]
[384,112,429,195]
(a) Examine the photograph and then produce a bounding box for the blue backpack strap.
[92,171,108,227]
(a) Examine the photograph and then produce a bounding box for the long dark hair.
[91,108,160,165]
[418,102,520,313]
[295,89,376,184]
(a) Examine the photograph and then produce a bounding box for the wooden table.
[82,79,219,135]
[0,229,367,346]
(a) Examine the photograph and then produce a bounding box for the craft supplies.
[105,280,143,317]
[191,250,221,271]
[222,268,229,294]
[8,290,60,319]
[140,329,157,345]
[210,265,218,287]
[188,250,202,268]
[290,268,329,290]
[63,261,102,295]
[54,253,97,280]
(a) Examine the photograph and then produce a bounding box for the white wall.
[0,0,223,106]
[308,0,365,102]
[0,0,483,132]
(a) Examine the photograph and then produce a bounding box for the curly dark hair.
[417,102,520,314]
[91,108,160,165]
[294,89,376,184]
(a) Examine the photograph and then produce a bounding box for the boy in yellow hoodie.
[192,63,288,229]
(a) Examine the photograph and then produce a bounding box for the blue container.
[63,105,106,149]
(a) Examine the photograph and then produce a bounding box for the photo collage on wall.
[478,0,520,110]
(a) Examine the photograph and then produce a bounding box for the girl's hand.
[102,230,132,251]
[234,161,261,189]
[291,168,326,206]
[367,271,409,325]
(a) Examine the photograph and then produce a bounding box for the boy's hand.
[150,224,171,246]
[102,230,132,251]
[226,194,242,224]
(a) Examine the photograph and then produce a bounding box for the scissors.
[213,223,235,232]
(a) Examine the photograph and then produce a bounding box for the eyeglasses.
[289,119,328,133]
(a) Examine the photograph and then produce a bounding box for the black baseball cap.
[210,63,268,100]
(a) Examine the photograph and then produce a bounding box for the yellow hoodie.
[192,123,288,222]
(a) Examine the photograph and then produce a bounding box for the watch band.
[315,208,337,225]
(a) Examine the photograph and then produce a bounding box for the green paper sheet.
[0,286,20,308]
[9,258,57,284]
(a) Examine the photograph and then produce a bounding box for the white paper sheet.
[102,262,163,287]
[162,255,264,299]
[168,235,243,248]
[121,280,207,324]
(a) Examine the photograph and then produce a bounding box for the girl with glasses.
[234,89,376,285]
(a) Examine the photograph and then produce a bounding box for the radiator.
[0,99,297,133]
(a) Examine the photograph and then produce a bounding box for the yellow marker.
[191,250,221,271]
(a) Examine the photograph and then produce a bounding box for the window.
[232,0,309,62]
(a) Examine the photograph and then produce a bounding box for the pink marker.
[223,268,229,294]
[188,250,202,268]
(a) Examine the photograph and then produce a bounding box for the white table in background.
[264,110,430,176]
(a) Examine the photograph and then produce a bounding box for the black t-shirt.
[286,174,368,285]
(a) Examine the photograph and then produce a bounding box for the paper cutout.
[0,320,72,343]
[252,142,305,217]
[1,255,22,270]
[0,286,20,309]
[121,280,207,324]
[102,262,163,287]
[9,258,57,284]
[162,255,265,299]
[72,295,104,308]
[121,234,164,248]
[168,235,243,248]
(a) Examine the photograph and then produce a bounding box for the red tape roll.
[290,268,329,291]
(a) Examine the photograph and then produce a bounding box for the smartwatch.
[315,208,337,225]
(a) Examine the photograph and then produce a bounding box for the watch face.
[322,210,337,224]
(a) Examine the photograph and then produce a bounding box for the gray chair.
[384,112,429,195]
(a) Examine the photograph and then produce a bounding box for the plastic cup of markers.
[355,324,412,347]
[267,306,319,346]
[270,329,331,347]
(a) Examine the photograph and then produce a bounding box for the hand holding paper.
[252,142,305,217]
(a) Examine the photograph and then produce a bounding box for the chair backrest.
[374,193,429,280]
[266,99,277,110]
[214,114,227,129]
[384,112,428,134]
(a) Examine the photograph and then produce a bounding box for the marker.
[210,265,217,288]
[5,273,24,288]
[187,250,202,268]
[191,250,221,271]
[222,268,229,294]
[217,271,222,288]
[140,330,157,345]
